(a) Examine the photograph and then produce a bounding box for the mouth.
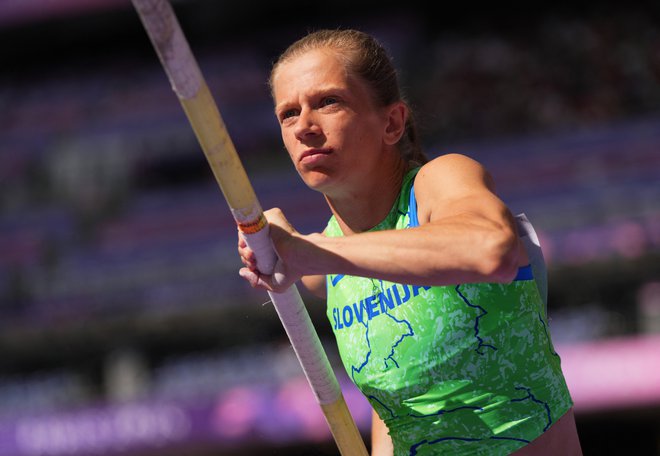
[299,148,332,163]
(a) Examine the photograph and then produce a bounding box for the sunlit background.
[1,0,659,454]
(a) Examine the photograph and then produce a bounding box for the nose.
[293,108,321,142]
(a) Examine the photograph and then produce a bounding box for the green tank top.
[324,168,573,455]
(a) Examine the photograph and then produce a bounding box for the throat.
[323,155,409,235]
[325,181,403,235]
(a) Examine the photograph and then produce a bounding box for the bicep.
[414,154,524,278]
[415,153,514,227]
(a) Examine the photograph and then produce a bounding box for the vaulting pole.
[130,1,368,454]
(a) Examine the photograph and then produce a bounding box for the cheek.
[344,121,375,151]
[280,129,296,157]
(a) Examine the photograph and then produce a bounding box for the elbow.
[477,228,520,284]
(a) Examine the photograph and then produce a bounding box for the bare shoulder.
[415,153,495,193]
[414,154,498,221]
[415,153,495,205]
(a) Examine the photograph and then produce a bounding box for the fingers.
[237,209,301,293]
[239,267,261,288]
[237,230,257,270]
[239,267,276,292]
[238,228,276,291]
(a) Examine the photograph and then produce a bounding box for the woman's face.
[272,48,391,196]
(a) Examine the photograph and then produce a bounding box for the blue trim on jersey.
[331,274,345,287]
[409,185,532,282]
[409,183,419,227]
[514,264,533,281]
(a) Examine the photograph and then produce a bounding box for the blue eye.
[321,97,338,107]
[281,109,298,120]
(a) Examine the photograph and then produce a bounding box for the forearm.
[283,213,521,287]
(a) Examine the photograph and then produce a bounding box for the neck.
[326,157,409,234]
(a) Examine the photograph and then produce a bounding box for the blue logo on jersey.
[331,283,431,330]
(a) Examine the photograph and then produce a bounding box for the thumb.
[270,259,293,290]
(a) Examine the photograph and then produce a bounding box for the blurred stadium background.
[1,0,659,454]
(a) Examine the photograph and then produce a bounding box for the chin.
[297,169,334,193]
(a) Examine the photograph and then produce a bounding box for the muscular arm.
[279,154,523,286]
[240,154,526,291]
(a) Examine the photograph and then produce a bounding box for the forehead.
[273,48,348,90]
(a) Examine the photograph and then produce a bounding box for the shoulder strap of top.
[408,180,419,228]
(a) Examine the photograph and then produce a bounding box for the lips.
[299,148,332,163]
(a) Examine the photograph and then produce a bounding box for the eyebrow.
[275,85,350,113]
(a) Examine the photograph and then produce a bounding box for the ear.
[383,101,408,146]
